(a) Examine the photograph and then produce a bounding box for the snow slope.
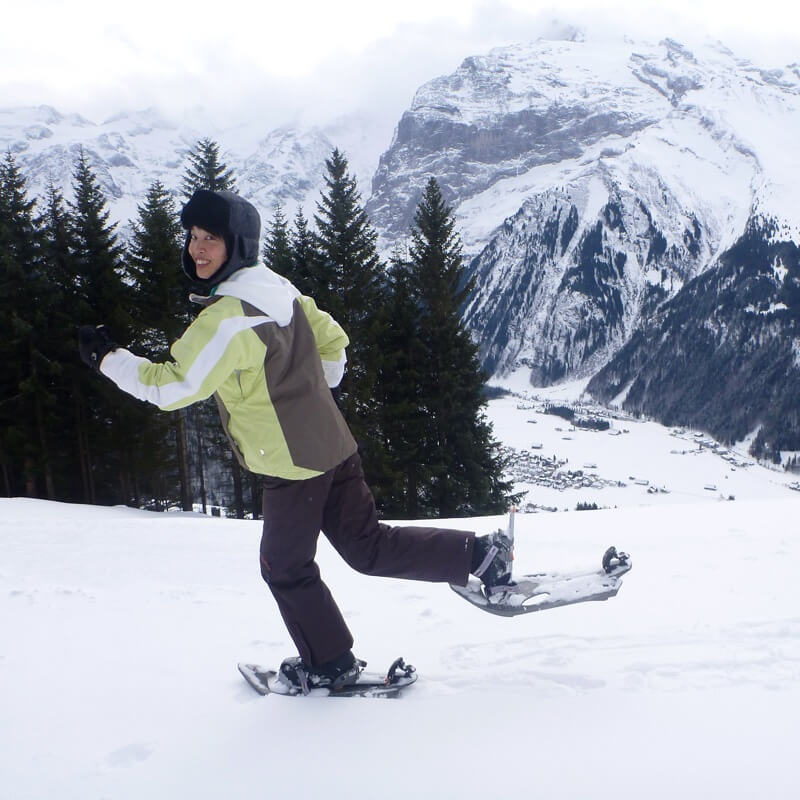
[2,400,799,799]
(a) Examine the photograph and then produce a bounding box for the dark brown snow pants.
[260,452,475,667]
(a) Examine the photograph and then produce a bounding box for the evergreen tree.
[181,138,236,198]
[313,149,389,489]
[290,207,318,295]
[128,180,197,355]
[40,181,74,296]
[0,152,57,498]
[129,181,188,346]
[128,180,192,510]
[377,247,431,517]
[406,178,515,517]
[68,149,139,504]
[69,149,130,335]
[37,180,86,502]
[262,204,294,277]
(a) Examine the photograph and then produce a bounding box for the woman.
[79,189,512,692]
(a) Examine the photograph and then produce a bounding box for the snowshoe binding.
[275,651,365,696]
[472,509,515,591]
[602,546,630,574]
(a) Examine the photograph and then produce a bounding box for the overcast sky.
[2,0,798,129]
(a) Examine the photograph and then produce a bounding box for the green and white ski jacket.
[101,264,357,480]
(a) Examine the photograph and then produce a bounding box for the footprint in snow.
[105,742,154,768]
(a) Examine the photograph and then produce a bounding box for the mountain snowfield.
[0,105,382,232]
[3,387,799,800]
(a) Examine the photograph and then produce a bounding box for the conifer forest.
[0,140,515,518]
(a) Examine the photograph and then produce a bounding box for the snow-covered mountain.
[2,105,194,225]
[0,105,376,232]
[3,33,799,459]
[367,37,800,380]
[363,35,799,460]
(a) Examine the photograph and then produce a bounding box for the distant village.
[498,445,626,512]
[500,394,638,512]
[495,391,800,512]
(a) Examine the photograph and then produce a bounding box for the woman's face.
[188,226,228,280]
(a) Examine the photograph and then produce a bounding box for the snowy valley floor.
[3,393,800,799]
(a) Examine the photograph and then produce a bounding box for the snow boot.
[471,528,514,590]
[276,650,365,695]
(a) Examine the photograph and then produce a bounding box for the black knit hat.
[181,189,231,238]
[180,190,261,286]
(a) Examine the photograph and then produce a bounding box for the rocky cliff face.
[366,40,663,248]
[462,169,711,382]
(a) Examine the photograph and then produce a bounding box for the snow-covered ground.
[2,394,799,799]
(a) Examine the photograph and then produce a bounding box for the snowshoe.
[238,657,417,698]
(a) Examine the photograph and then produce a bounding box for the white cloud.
[2,0,797,127]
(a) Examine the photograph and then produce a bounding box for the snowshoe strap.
[473,544,499,579]
[297,666,310,696]
[386,657,416,684]
[484,582,515,598]
[329,659,365,690]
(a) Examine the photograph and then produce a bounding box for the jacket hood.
[192,263,301,325]
[180,190,261,287]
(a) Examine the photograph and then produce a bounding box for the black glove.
[78,325,118,371]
